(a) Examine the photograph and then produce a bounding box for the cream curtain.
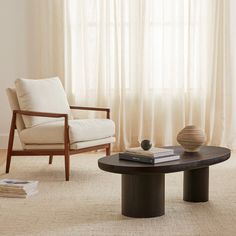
[64,0,233,151]
[229,0,236,150]
[28,0,234,151]
[26,0,65,82]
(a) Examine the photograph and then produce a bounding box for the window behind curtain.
[67,0,210,95]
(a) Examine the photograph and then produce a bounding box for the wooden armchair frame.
[6,106,111,181]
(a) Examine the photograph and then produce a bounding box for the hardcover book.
[119,152,180,164]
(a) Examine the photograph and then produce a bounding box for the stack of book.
[0,179,38,198]
[119,147,180,164]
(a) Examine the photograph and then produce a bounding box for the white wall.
[0,0,64,148]
[0,0,30,148]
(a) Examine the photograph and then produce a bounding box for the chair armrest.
[70,106,110,119]
[13,110,68,118]
[13,110,70,147]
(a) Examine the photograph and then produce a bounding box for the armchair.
[6,77,115,181]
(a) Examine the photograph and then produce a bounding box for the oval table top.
[98,146,231,175]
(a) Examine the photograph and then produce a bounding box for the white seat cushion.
[15,77,71,128]
[20,119,115,144]
[24,137,116,150]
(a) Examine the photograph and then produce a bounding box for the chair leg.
[6,150,12,173]
[49,155,53,164]
[106,144,111,156]
[6,113,16,173]
[64,153,70,181]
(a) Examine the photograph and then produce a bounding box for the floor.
[0,150,236,236]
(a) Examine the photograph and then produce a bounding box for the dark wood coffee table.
[98,146,230,218]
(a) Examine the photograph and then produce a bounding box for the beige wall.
[0,0,29,148]
[0,0,64,148]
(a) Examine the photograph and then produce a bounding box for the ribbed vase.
[177,125,206,152]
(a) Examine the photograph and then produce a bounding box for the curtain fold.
[64,0,233,151]
[26,0,65,82]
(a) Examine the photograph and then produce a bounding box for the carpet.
[0,151,236,236]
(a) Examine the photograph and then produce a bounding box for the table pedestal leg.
[183,167,209,202]
[122,173,165,218]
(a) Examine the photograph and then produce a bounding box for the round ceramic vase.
[177,125,206,152]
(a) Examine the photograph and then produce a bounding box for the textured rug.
[0,151,236,236]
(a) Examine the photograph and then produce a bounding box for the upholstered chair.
[6,77,115,181]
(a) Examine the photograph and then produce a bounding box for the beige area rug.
[0,151,236,236]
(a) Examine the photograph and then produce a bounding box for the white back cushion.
[15,77,71,128]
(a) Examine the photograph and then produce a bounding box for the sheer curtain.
[23,0,65,80]
[65,0,231,151]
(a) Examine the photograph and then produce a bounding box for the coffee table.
[98,146,230,218]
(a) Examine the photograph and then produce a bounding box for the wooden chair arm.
[13,110,68,118]
[13,110,70,147]
[70,106,110,119]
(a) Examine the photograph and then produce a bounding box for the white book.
[0,179,38,193]
[0,190,38,199]
[0,188,27,194]
[126,147,174,158]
